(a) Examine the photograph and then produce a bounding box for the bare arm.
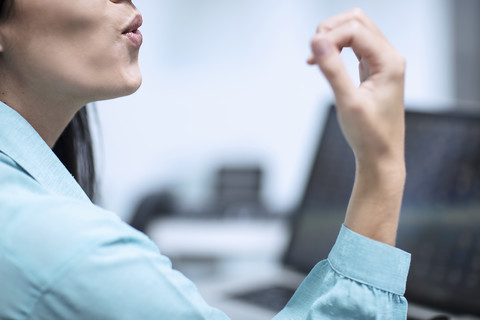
[308,8,406,246]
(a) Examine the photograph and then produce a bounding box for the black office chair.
[129,190,177,233]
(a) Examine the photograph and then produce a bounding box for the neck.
[5,99,80,149]
[0,77,85,149]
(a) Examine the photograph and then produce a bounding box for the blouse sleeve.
[274,225,411,320]
[30,220,410,320]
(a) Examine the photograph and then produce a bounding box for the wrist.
[355,157,406,185]
[344,158,406,246]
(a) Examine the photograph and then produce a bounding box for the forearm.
[344,159,406,246]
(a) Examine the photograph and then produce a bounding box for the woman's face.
[0,0,143,105]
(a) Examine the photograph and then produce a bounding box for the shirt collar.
[0,101,90,202]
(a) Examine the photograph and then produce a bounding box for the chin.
[121,75,143,96]
[82,64,143,102]
[120,67,143,95]
[100,72,143,100]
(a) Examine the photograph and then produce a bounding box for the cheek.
[8,24,142,101]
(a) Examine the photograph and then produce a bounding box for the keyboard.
[230,285,296,312]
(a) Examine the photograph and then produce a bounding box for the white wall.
[94,0,453,220]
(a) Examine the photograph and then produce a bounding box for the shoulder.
[0,152,156,316]
[0,150,152,255]
[0,169,151,277]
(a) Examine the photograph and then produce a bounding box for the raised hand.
[309,9,406,246]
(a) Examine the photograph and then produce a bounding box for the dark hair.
[1,0,97,201]
[53,107,97,201]
[0,0,12,20]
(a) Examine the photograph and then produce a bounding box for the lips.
[122,14,143,47]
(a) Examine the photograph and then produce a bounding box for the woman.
[0,1,409,319]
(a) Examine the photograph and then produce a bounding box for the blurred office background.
[92,0,475,221]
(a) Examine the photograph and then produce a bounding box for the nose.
[110,0,134,4]
[110,0,138,11]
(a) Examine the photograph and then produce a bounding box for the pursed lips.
[122,14,143,47]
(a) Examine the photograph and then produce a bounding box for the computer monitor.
[284,104,480,315]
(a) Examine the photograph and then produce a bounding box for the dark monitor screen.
[284,104,480,315]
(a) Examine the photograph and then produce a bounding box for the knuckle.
[311,34,326,47]
[316,23,332,34]
[348,20,362,34]
[349,8,366,21]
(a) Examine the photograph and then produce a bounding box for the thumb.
[311,37,355,100]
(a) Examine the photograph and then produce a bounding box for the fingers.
[310,37,355,100]
[315,19,390,70]
[310,10,391,64]
[316,8,383,38]
[308,8,398,98]
[307,8,382,64]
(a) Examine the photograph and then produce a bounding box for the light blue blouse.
[0,101,411,319]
